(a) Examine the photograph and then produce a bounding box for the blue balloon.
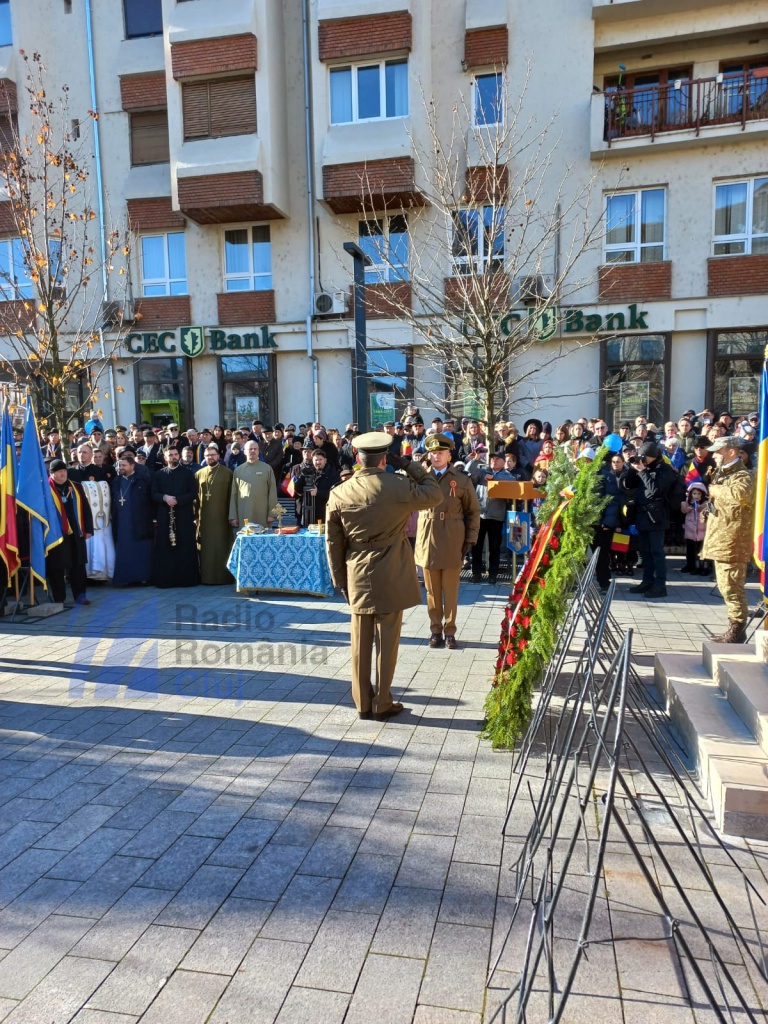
[603,433,623,453]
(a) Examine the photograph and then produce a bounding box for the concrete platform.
[655,640,768,839]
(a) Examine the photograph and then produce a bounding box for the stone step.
[655,652,768,840]
[757,629,768,666]
[702,642,768,756]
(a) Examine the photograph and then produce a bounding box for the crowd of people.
[23,400,759,646]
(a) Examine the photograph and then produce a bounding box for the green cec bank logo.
[179,326,205,358]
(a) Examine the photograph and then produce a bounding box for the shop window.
[713,177,768,255]
[135,357,190,427]
[130,110,169,166]
[124,0,162,39]
[367,348,411,427]
[452,205,505,275]
[473,72,504,126]
[605,188,665,264]
[329,59,408,125]
[708,329,767,416]
[602,334,668,430]
[182,76,257,141]
[359,216,409,284]
[220,354,273,428]
[224,226,272,292]
[0,1,11,47]
[140,233,187,296]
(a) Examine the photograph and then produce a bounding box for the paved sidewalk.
[0,562,765,1022]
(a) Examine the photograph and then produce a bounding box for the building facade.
[1,0,767,429]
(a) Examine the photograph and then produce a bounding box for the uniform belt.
[422,512,464,521]
[346,537,396,552]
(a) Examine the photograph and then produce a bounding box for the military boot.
[711,620,747,644]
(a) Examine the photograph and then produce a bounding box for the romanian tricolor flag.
[753,345,768,600]
[17,397,62,587]
[0,399,20,581]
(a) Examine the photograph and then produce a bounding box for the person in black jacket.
[46,460,94,605]
[621,441,676,598]
[264,426,287,482]
[294,449,341,527]
[595,454,626,592]
[111,452,154,586]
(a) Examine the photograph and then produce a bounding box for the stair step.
[717,659,768,758]
[702,640,755,682]
[757,630,768,666]
[655,652,768,840]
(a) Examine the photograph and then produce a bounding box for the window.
[130,110,169,166]
[0,1,11,47]
[605,188,665,263]
[124,0,162,39]
[452,206,505,274]
[473,72,503,126]
[708,330,766,415]
[718,59,768,119]
[713,177,768,255]
[602,334,669,429]
[140,233,187,296]
[367,348,411,426]
[329,59,408,124]
[224,226,272,292]
[182,76,256,141]
[220,355,274,428]
[359,216,409,284]
[0,238,32,299]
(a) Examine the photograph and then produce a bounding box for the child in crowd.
[531,467,548,534]
[680,481,710,575]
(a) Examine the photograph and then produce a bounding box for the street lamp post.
[343,241,373,432]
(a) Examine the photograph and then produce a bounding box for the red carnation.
[521,616,531,629]
[510,626,516,638]
[519,639,528,650]
[550,536,560,550]
[539,579,546,588]
[541,554,550,567]
[521,597,530,609]
[505,651,517,666]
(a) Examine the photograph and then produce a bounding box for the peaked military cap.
[424,432,456,452]
[352,431,393,454]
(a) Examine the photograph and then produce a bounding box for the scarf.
[49,478,86,536]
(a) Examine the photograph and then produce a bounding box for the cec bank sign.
[124,324,278,357]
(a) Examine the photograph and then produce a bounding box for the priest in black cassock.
[151,446,199,588]
[111,452,154,586]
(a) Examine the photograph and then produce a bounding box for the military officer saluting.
[326,432,442,720]
[415,432,481,649]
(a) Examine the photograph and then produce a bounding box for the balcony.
[592,70,768,156]
[593,0,758,19]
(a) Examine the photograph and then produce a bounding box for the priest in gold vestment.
[195,444,235,585]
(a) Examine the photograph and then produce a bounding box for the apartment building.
[1,0,767,430]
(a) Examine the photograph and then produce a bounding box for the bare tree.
[0,51,130,439]
[350,63,609,427]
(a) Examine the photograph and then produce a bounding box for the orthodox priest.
[195,443,234,585]
[152,446,199,588]
[229,440,277,529]
[111,452,154,586]
[46,459,94,605]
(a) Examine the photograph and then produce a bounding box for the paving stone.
[0,914,95,1000]
[208,937,308,1024]
[205,817,279,869]
[271,801,334,849]
[0,823,55,871]
[0,848,65,908]
[275,986,350,1023]
[332,852,401,914]
[463,777,510,818]
[184,797,253,838]
[138,968,229,1024]
[70,1011,138,1023]
[71,886,173,960]
[32,805,117,852]
[414,793,465,836]
[295,910,378,992]
[439,862,499,928]
[136,835,219,891]
[118,810,199,859]
[155,864,243,928]
[245,781,308,821]
[300,767,356,804]
[45,827,135,882]
[56,855,154,919]
[102,787,180,829]
[298,826,364,878]
[260,873,339,943]
[397,834,455,890]
[232,842,307,901]
[419,922,491,1013]
[452,813,504,866]
[86,924,198,1017]
[380,772,431,812]
[359,807,418,858]
[2,955,114,1024]
[345,952,423,1024]
[0,877,80,948]
[412,1009,481,1023]
[428,759,474,795]
[371,885,442,959]
[181,896,273,975]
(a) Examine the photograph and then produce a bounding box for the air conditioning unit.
[314,290,347,316]
[101,299,135,327]
[516,274,554,305]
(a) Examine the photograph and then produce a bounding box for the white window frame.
[712,176,768,256]
[358,215,410,284]
[604,187,666,264]
[0,237,32,300]
[451,205,506,275]
[139,231,188,297]
[471,71,504,127]
[329,58,409,125]
[223,224,273,292]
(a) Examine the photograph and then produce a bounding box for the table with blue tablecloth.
[227,531,335,598]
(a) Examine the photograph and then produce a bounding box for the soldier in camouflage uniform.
[701,436,756,643]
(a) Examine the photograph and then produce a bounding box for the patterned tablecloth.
[227,531,335,598]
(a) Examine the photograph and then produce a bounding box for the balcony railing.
[603,69,768,144]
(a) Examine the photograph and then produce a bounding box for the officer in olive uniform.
[701,435,756,643]
[325,432,442,720]
[415,433,481,649]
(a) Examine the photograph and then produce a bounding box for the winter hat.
[49,459,67,473]
[686,480,708,496]
[577,448,596,461]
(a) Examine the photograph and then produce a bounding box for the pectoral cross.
[119,494,126,506]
